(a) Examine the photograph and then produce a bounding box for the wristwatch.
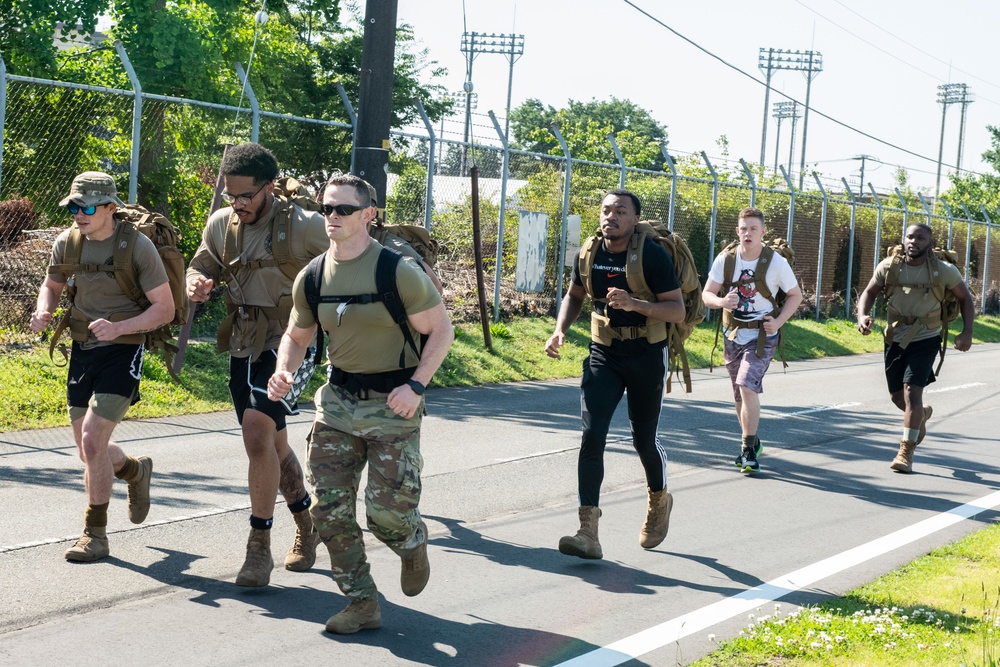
[406,379,425,395]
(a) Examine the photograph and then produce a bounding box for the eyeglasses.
[221,181,269,206]
[322,203,367,217]
[67,203,99,215]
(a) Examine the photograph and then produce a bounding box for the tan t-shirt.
[48,222,169,349]
[187,196,328,357]
[874,255,963,344]
[290,238,441,375]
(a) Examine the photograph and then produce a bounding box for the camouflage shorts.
[307,383,424,600]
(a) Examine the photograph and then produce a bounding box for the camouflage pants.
[307,384,424,601]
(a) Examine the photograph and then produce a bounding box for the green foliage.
[0,0,109,76]
[510,97,668,170]
[386,161,427,225]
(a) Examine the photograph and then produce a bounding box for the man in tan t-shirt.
[857,223,975,473]
[267,173,453,635]
[31,171,174,562]
[186,143,329,587]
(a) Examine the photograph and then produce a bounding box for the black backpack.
[302,247,423,370]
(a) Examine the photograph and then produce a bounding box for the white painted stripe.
[762,402,860,419]
[0,504,249,554]
[494,447,577,463]
[926,382,986,394]
[553,489,1000,667]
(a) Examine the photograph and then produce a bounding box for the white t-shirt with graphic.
[708,247,798,345]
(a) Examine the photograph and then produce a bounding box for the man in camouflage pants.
[268,173,453,634]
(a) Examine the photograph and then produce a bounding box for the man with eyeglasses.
[266,173,453,634]
[186,143,328,587]
[31,171,174,562]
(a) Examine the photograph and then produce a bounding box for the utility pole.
[956,85,974,174]
[758,48,775,166]
[797,49,823,190]
[852,154,875,200]
[354,0,398,212]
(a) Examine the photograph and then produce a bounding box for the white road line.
[0,504,249,554]
[553,489,1000,667]
[926,382,986,394]
[494,447,577,463]
[761,402,860,419]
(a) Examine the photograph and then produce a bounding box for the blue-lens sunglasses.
[67,203,98,215]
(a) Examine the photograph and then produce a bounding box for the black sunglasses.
[322,203,367,217]
[67,203,99,215]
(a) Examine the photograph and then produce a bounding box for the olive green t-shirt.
[874,255,963,344]
[186,197,328,358]
[290,239,441,375]
[48,222,169,349]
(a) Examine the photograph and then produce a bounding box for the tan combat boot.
[65,527,109,562]
[890,439,917,474]
[235,528,273,587]
[558,506,602,559]
[398,520,430,597]
[325,598,382,634]
[916,405,933,445]
[639,487,674,549]
[284,510,318,572]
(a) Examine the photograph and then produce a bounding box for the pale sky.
[394,0,1000,195]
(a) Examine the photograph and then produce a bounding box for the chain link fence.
[3,71,999,354]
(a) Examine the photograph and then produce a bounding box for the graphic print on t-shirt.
[735,267,759,319]
[593,260,627,297]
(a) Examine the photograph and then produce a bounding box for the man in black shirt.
[545,189,685,559]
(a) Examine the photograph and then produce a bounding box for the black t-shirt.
[572,236,680,353]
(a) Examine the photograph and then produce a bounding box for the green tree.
[0,0,109,75]
[510,97,668,170]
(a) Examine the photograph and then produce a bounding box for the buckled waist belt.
[328,365,415,398]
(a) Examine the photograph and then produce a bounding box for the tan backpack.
[882,245,961,373]
[48,204,189,379]
[578,220,706,393]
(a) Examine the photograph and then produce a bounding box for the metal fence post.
[608,133,625,189]
[894,188,908,244]
[941,200,956,250]
[813,172,828,320]
[982,205,993,313]
[841,177,857,318]
[739,158,757,208]
[551,123,572,306]
[114,40,141,204]
[779,165,795,243]
[0,53,6,196]
[962,203,975,282]
[869,184,884,272]
[335,83,357,175]
[234,62,260,142]
[701,151,719,274]
[413,98,435,230]
[660,146,677,232]
[917,192,933,228]
[488,110,509,322]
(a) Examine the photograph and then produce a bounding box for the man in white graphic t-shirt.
[702,207,802,474]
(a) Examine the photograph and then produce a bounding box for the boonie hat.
[58,171,127,208]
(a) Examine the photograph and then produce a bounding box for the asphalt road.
[1,344,998,666]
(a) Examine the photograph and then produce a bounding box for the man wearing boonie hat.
[31,171,174,562]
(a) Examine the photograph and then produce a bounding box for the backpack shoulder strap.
[375,247,421,367]
[271,197,302,281]
[303,252,326,326]
[884,251,904,297]
[625,230,650,298]
[578,235,599,299]
[721,241,739,290]
[754,245,776,308]
[221,212,243,281]
[110,218,148,307]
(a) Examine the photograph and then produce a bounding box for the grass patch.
[1,315,997,432]
[691,523,1000,666]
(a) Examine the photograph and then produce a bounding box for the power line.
[793,0,1000,107]
[619,0,986,179]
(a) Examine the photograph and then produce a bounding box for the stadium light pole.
[460,32,525,174]
[757,48,821,182]
[772,100,800,173]
[935,83,972,201]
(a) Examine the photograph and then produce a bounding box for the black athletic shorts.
[228,350,295,430]
[67,342,143,418]
[884,336,940,393]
